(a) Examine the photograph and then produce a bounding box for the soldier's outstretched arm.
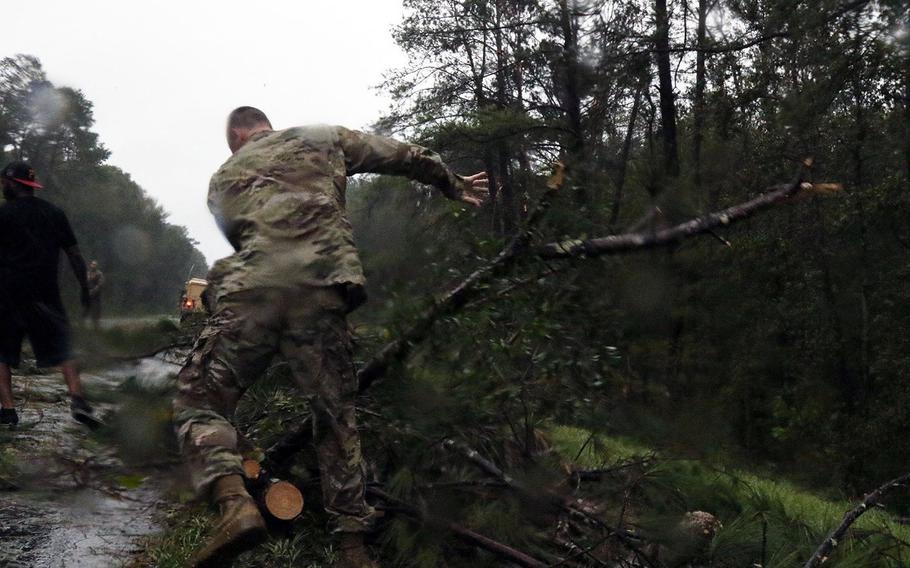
[337,127,488,207]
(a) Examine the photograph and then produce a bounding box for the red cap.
[3,161,43,189]
[12,177,43,189]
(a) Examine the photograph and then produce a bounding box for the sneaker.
[70,396,102,429]
[0,408,18,428]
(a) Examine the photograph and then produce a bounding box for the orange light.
[184,299,194,309]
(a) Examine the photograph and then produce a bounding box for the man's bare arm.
[64,245,91,307]
[337,127,489,207]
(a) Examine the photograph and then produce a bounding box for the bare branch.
[442,438,660,567]
[804,471,910,568]
[537,175,819,259]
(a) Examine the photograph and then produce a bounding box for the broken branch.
[367,486,550,568]
[537,176,821,259]
[804,471,910,568]
[357,163,566,393]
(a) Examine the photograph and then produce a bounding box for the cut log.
[240,459,304,521]
[242,459,262,481]
[263,480,304,521]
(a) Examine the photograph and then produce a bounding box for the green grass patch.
[551,425,910,567]
[137,504,338,568]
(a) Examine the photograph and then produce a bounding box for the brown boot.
[191,475,267,567]
[336,533,379,568]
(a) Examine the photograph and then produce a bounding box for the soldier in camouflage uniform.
[174,106,488,567]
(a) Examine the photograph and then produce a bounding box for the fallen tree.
[271,163,829,474]
[209,161,850,565]
[357,161,827,393]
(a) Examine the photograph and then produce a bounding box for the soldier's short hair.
[228,106,272,130]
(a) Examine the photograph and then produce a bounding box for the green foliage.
[552,427,910,568]
[140,505,338,568]
[140,505,211,568]
[120,0,910,564]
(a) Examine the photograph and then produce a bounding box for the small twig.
[572,431,596,463]
[569,457,656,483]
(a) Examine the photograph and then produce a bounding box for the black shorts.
[0,301,72,368]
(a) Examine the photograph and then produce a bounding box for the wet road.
[0,358,181,568]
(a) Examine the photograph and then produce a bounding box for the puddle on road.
[1,484,161,568]
[1,356,184,568]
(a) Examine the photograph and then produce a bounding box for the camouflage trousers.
[173,286,376,533]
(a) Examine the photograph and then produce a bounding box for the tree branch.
[367,486,550,568]
[537,175,820,259]
[442,439,659,567]
[804,471,910,568]
[641,0,871,55]
[357,163,566,393]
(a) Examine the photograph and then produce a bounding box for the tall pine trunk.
[693,0,708,193]
[558,0,587,202]
[654,0,680,179]
[609,76,646,228]
[493,0,516,232]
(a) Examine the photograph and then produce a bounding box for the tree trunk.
[494,0,516,232]
[557,0,587,201]
[853,83,872,401]
[812,203,857,410]
[609,76,646,228]
[654,0,680,179]
[693,0,709,192]
[905,37,910,181]
[509,21,533,219]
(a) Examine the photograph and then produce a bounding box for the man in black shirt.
[0,161,96,428]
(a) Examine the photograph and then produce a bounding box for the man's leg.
[58,359,100,427]
[0,363,13,409]
[0,311,23,412]
[282,287,377,567]
[174,290,282,567]
[25,301,97,426]
[60,360,84,398]
[0,364,17,427]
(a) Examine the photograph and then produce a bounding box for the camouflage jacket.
[206,126,464,301]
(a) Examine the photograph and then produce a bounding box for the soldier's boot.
[191,474,267,568]
[336,533,380,568]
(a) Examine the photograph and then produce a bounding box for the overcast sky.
[3,0,407,264]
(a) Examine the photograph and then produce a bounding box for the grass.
[551,425,910,567]
[135,504,338,568]
[139,425,910,567]
[131,503,210,568]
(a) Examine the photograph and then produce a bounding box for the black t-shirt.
[0,195,78,305]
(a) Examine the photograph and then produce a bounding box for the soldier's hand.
[458,172,489,207]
